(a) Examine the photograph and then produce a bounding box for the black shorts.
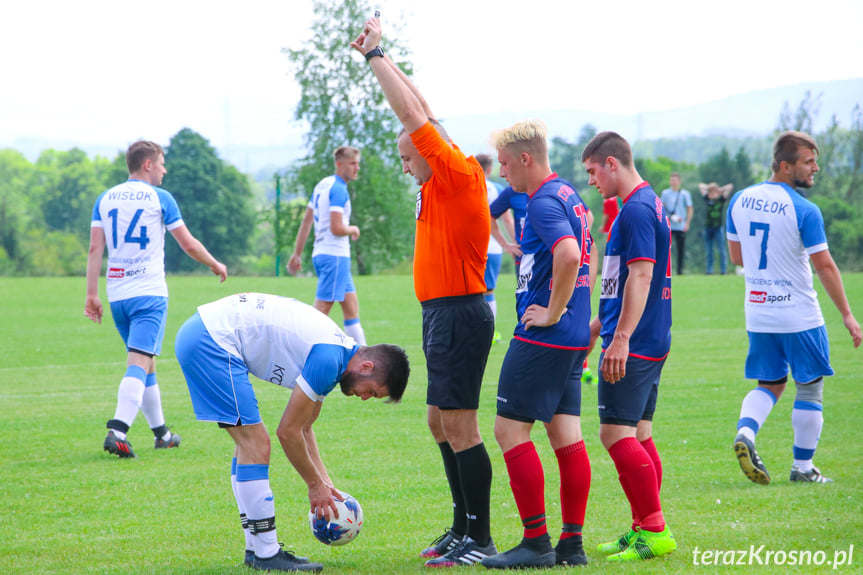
[597,353,665,426]
[422,294,494,409]
[497,338,587,423]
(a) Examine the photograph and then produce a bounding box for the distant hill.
[6,79,861,175]
[442,78,863,157]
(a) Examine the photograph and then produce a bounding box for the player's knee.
[795,377,824,406]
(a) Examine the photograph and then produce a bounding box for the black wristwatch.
[365,46,384,62]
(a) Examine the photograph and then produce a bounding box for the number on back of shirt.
[749,222,769,269]
[108,208,150,250]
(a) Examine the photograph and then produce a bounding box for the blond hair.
[333,146,360,163]
[491,120,548,160]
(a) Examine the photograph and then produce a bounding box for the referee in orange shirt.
[352,16,497,567]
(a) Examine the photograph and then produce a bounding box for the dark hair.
[475,153,493,171]
[126,140,164,173]
[772,131,819,173]
[366,344,410,403]
[581,131,632,168]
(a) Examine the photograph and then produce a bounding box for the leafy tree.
[548,124,601,230]
[282,0,415,274]
[99,151,131,189]
[32,148,103,237]
[776,95,863,270]
[162,128,256,272]
[699,146,755,191]
[0,150,34,269]
[778,90,822,133]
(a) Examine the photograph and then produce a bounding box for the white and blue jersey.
[514,174,592,349]
[310,175,352,258]
[599,182,672,360]
[486,180,503,255]
[197,293,357,402]
[726,181,827,333]
[91,179,183,302]
[490,185,529,246]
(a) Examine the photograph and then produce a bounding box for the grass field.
[1,273,861,574]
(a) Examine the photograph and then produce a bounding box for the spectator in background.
[698,182,733,275]
[660,173,693,275]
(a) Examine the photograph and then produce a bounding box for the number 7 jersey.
[726,181,827,333]
[91,179,184,302]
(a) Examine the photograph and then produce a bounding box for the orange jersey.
[411,122,490,302]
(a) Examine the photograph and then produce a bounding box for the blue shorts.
[484,253,502,291]
[174,312,262,426]
[313,254,356,302]
[746,326,833,384]
[597,354,665,426]
[497,338,586,423]
[109,296,168,356]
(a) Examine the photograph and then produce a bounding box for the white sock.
[113,370,146,427]
[231,458,255,552]
[141,379,167,432]
[792,404,823,472]
[485,296,497,319]
[737,387,777,442]
[236,465,279,558]
[344,320,367,346]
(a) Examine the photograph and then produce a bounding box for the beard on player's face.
[793,176,814,189]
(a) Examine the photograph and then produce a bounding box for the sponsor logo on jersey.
[123,267,146,278]
[749,291,792,304]
[516,253,534,294]
[749,291,767,303]
[269,364,286,385]
[600,255,621,299]
[108,268,125,278]
[415,189,423,220]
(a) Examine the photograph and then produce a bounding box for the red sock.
[640,437,662,491]
[504,442,547,538]
[608,437,665,532]
[555,440,591,539]
[582,359,589,369]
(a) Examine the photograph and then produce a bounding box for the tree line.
[0,129,265,277]
[1,0,860,277]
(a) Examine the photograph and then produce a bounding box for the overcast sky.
[1,0,861,152]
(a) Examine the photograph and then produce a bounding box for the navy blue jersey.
[489,185,529,244]
[599,182,672,360]
[514,174,592,349]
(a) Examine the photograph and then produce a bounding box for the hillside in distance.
[8,78,861,175]
[442,78,863,157]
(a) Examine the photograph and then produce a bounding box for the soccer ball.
[308,493,363,546]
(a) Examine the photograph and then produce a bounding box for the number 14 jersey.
[91,179,184,302]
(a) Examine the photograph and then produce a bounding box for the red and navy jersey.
[513,174,592,349]
[599,182,672,360]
